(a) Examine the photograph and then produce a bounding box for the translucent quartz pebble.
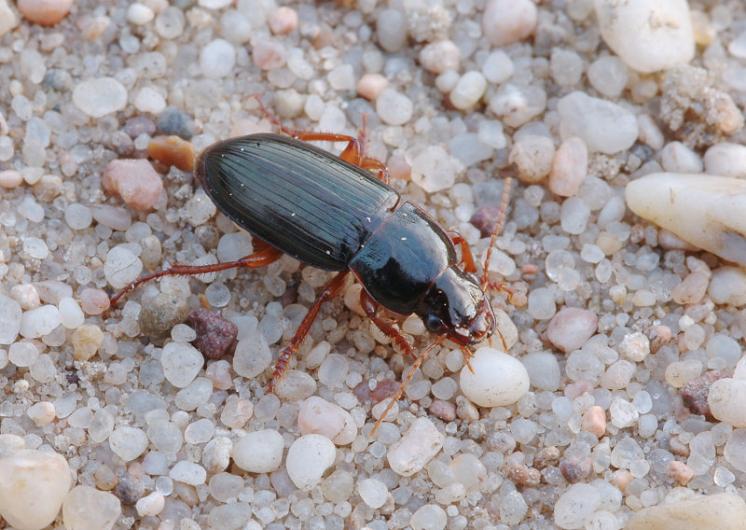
[626,173,746,267]
[626,493,746,530]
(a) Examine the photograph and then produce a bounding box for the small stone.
[387,418,444,477]
[0,294,21,344]
[410,504,447,530]
[682,371,722,417]
[286,434,336,490]
[546,308,598,353]
[58,297,84,329]
[157,107,194,140]
[626,493,746,530]
[709,267,746,306]
[661,142,703,173]
[138,292,189,343]
[549,137,588,197]
[376,9,407,52]
[0,449,72,530]
[170,461,206,485]
[127,3,153,25]
[510,135,555,184]
[187,309,237,359]
[0,0,18,36]
[357,73,388,101]
[558,91,638,155]
[582,405,606,437]
[27,401,55,426]
[626,174,746,267]
[450,71,487,110]
[429,400,456,421]
[148,135,194,171]
[233,335,272,378]
[708,378,746,427]
[161,342,203,388]
[135,491,164,517]
[102,159,164,212]
[410,145,461,193]
[419,40,460,74]
[704,143,746,179]
[554,483,601,529]
[358,478,388,509]
[298,396,357,446]
[71,324,104,361]
[200,39,236,78]
[595,0,695,73]
[20,304,60,338]
[252,38,286,70]
[482,0,537,46]
[73,78,128,118]
[587,56,628,98]
[18,0,72,26]
[109,427,148,462]
[619,332,650,362]
[0,169,23,188]
[667,460,694,485]
[232,429,284,473]
[79,288,110,315]
[376,88,413,126]
[268,6,298,35]
[460,347,529,407]
[482,50,513,84]
[62,486,121,530]
[672,270,710,305]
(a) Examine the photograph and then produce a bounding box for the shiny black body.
[197,133,494,345]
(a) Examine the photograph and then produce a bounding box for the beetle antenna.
[459,345,476,374]
[358,112,368,159]
[371,335,446,436]
[480,176,513,290]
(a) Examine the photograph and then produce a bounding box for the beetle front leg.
[360,291,414,358]
[268,271,350,392]
[449,232,477,274]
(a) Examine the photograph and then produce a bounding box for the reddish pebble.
[581,405,606,437]
[18,0,73,25]
[681,370,723,418]
[148,135,195,172]
[102,159,164,212]
[667,460,694,485]
[0,170,23,189]
[357,74,389,101]
[429,399,456,422]
[79,288,110,315]
[268,6,298,35]
[469,204,503,237]
[559,457,591,483]
[353,378,399,403]
[187,309,238,359]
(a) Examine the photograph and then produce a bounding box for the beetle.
[110,115,513,423]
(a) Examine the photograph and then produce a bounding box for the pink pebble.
[357,74,389,101]
[546,307,598,353]
[79,288,110,315]
[102,159,164,212]
[548,137,588,197]
[581,405,606,438]
[429,399,456,422]
[18,0,73,26]
[252,39,286,70]
[0,170,23,189]
[268,6,298,35]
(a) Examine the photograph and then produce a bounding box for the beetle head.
[416,267,495,346]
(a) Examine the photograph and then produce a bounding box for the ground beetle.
[111,111,512,427]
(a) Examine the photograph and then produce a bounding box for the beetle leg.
[480,176,513,290]
[360,290,414,358]
[371,336,446,436]
[268,271,350,392]
[449,232,477,274]
[109,247,282,308]
[360,157,390,184]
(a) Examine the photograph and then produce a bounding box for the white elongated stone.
[0,294,21,344]
[460,347,529,407]
[387,418,444,477]
[626,493,746,530]
[626,173,746,267]
[286,434,336,490]
[557,91,638,154]
[232,429,284,473]
[62,486,121,530]
[594,0,694,73]
[0,449,72,530]
[709,378,746,427]
[298,396,357,446]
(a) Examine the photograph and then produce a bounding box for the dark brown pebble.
[187,308,238,359]
[470,204,503,237]
[559,457,592,483]
[681,370,723,418]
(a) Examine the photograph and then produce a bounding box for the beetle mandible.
[111,109,513,422]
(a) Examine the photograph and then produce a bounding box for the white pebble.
[298,396,357,445]
[161,342,203,388]
[709,378,746,427]
[460,347,529,407]
[127,3,153,25]
[27,401,55,426]
[358,478,388,509]
[626,493,746,530]
[587,56,628,98]
[411,504,447,530]
[554,483,601,529]
[419,40,460,74]
[549,137,588,197]
[450,71,487,110]
[482,50,513,84]
[170,461,207,485]
[376,9,407,52]
[286,434,336,490]
[704,143,746,179]
[109,426,149,461]
[482,0,537,46]
[558,91,638,154]
[104,246,143,289]
[709,267,746,306]
[200,39,236,78]
[20,304,60,339]
[660,141,703,173]
[410,145,461,193]
[58,297,84,329]
[62,485,121,530]
[231,429,284,473]
[546,307,598,353]
[0,294,21,344]
[72,77,128,118]
[135,491,165,517]
[376,88,413,126]
[387,418,444,477]
[134,86,166,114]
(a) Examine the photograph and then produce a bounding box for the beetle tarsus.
[360,290,415,359]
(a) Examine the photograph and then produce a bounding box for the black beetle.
[111,121,512,410]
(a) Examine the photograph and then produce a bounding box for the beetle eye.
[425,314,446,333]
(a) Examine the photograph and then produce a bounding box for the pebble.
[148,135,194,171]
[161,342,203,388]
[626,493,746,530]
[170,461,206,485]
[410,145,460,193]
[594,0,695,73]
[619,332,650,362]
[358,478,388,509]
[482,0,537,46]
[268,7,298,35]
[20,304,60,338]
[298,396,357,445]
[549,137,588,197]
[582,405,607,437]
[102,159,164,212]
[553,483,600,529]
[72,78,128,118]
[626,173,746,267]
[0,0,18,36]
[521,351,560,391]
[27,401,55,426]
[0,169,23,188]
[200,39,236,78]
[510,135,555,184]
[135,491,165,517]
[71,324,103,361]
[187,309,237,359]
[482,50,513,84]
[357,73,388,101]
[546,308,598,353]
[387,418,444,477]
[62,486,121,530]
[558,91,638,154]
[18,0,72,26]
[460,347,529,407]
[661,142,703,173]
[410,504,447,530]
[0,449,71,530]
[0,294,21,344]
[708,378,746,426]
[104,246,143,289]
[681,371,722,417]
[376,88,413,126]
[450,71,487,110]
[139,292,189,343]
[157,107,194,139]
[127,3,153,25]
[709,267,746,306]
[109,426,148,461]
[704,143,746,179]
[419,40,460,74]
[286,434,336,490]
[232,429,284,473]
[376,9,407,52]
[587,56,628,98]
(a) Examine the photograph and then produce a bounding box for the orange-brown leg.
[268,271,350,391]
[109,247,282,308]
[360,157,390,184]
[360,291,414,358]
[449,232,477,274]
[481,177,513,289]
